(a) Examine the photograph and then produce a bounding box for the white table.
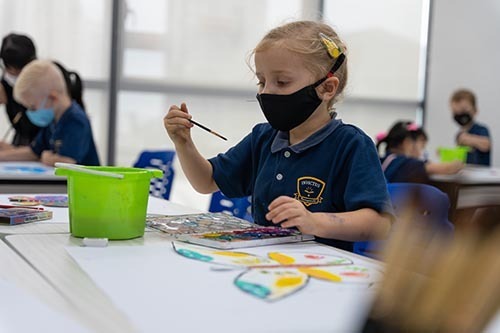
[430,166,500,223]
[0,162,67,194]
[0,240,88,332]
[2,197,498,333]
[0,195,201,333]
[5,233,382,333]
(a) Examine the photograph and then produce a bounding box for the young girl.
[377,121,463,183]
[164,20,392,251]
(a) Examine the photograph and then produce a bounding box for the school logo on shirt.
[294,176,325,207]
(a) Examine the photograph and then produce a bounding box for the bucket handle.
[55,163,124,179]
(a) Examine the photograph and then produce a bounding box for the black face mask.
[256,78,326,132]
[454,111,473,126]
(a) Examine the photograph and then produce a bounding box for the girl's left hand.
[266,196,316,235]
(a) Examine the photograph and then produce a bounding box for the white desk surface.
[0,239,88,332]
[431,166,500,184]
[5,232,381,333]
[0,161,67,194]
[0,161,62,180]
[430,166,500,209]
[2,197,499,333]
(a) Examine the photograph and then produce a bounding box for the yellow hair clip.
[319,32,342,59]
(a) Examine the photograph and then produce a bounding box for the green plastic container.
[438,146,469,163]
[55,166,163,239]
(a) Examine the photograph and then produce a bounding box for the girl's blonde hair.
[252,20,348,109]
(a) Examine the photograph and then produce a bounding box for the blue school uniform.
[31,101,100,166]
[380,153,429,184]
[209,119,393,252]
[458,123,490,166]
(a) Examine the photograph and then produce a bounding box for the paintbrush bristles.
[364,190,500,333]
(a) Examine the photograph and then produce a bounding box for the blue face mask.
[26,97,55,127]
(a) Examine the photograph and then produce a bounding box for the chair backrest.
[133,150,175,200]
[354,182,454,258]
[208,191,253,221]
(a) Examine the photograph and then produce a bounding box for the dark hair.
[376,121,423,155]
[0,33,36,69]
[414,127,428,142]
[53,61,85,111]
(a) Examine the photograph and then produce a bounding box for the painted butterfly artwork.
[172,241,382,302]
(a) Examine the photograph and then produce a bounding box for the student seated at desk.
[165,20,393,252]
[0,60,100,166]
[377,121,463,183]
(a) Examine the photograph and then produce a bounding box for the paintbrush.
[363,190,500,333]
[189,119,227,141]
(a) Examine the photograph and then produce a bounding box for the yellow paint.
[212,251,249,257]
[269,252,295,265]
[275,276,304,288]
[299,268,342,282]
[204,233,222,238]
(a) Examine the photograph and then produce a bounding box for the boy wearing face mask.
[450,89,491,166]
[0,33,40,147]
[0,60,100,166]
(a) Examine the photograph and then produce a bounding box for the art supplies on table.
[34,195,68,207]
[7,195,68,207]
[0,207,53,225]
[146,212,255,236]
[177,226,315,249]
[8,195,40,206]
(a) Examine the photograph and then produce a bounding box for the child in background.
[0,60,100,166]
[377,122,429,183]
[450,89,491,166]
[165,20,392,252]
[377,121,463,183]
[0,33,40,147]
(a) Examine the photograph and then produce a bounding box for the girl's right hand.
[164,102,194,145]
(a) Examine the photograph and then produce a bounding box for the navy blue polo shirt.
[381,154,429,184]
[209,120,393,251]
[31,101,100,166]
[461,123,490,166]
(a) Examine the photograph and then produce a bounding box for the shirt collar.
[270,119,342,154]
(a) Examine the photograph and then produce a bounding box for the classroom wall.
[425,0,500,166]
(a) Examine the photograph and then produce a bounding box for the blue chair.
[209,191,253,221]
[133,150,175,200]
[354,183,454,259]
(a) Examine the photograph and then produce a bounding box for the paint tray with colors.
[146,212,255,236]
[177,226,314,249]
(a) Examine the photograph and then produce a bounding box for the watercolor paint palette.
[177,226,314,249]
[146,212,256,236]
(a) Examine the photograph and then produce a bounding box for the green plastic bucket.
[438,146,469,163]
[55,166,163,239]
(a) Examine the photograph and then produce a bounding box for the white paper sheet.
[66,242,380,333]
